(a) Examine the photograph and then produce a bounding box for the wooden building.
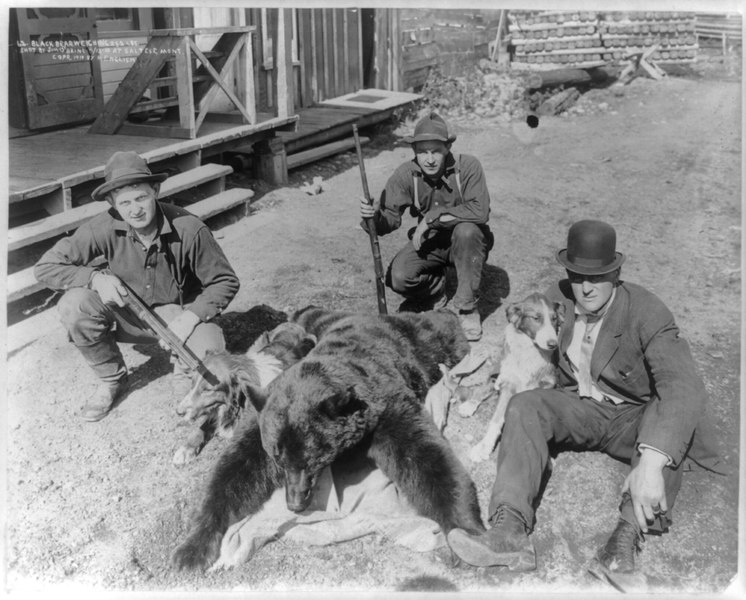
[8,6,404,135]
[6,6,423,315]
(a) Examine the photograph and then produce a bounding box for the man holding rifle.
[359,112,493,341]
[35,151,239,422]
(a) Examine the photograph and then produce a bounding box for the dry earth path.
[4,74,741,596]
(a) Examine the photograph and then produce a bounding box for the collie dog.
[467,293,564,462]
[172,322,317,465]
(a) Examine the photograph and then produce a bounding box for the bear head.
[258,359,374,513]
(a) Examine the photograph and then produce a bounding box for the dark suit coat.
[547,280,722,473]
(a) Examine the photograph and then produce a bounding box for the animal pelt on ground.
[466,293,564,463]
[171,308,484,571]
[172,322,317,465]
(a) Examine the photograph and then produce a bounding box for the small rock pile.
[419,63,531,123]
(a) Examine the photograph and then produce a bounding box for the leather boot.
[75,338,128,422]
[82,378,130,422]
[588,518,647,592]
[447,504,536,571]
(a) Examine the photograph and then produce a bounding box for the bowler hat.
[402,112,456,144]
[556,220,625,275]
[91,151,168,202]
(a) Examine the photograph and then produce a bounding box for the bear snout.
[284,468,315,512]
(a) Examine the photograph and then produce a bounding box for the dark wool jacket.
[547,279,723,473]
[34,202,239,322]
[366,152,491,236]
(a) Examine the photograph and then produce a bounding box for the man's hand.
[163,310,201,351]
[622,448,669,532]
[90,272,128,307]
[359,196,378,220]
[412,218,431,251]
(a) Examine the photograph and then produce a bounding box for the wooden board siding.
[254,8,363,111]
[15,8,105,129]
[97,34,148,104]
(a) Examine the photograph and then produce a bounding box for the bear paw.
[172,444,200,466]
[458,398,481,418]
[171,532,221,571]
[468,440,493,463]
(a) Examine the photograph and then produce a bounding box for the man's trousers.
[488,388,682,534]
[386,222,492,312]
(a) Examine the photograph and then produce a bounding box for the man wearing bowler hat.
[447,220,722,586]
[359,112,493,341]
[35,151,239,422]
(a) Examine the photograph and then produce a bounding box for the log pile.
[509,10,698,71]
[600,12,698,64]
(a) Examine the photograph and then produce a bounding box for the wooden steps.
[187,187,254,221]
[89,26,257,139]
[8,163,233,252]
[7,188,253,305]
[7,163,254,304]
[287,136,369,170]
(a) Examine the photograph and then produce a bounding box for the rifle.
[120,282,220,387]
[353,124,388,315]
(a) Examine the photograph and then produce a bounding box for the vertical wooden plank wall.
[374,10,389,90]
[298,8,315,106]
[347,9,362,95]
[244,8,268,112]
[390,8,400,91]
[295,8,363,107]
[374,9,401,91]
[272,8,294,118]
[246,8,365,112]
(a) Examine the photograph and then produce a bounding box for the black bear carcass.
[172,307,484,571]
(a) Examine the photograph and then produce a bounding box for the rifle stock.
[120,283,220,387]
[353,124,388,315]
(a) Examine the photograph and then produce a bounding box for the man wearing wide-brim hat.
[359,112,493,341]
[447,219,724,588]
[35,151,240,422]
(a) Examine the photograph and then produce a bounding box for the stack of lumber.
[509,10,698,70]
[600,12,698,64]
[509,10,606,70]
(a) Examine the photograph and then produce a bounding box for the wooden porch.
[9,88,419,222]
[7,88,421,323]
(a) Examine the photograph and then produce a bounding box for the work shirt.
[566,289,626,404]
[367,153,490,236]
[34,202,239,322]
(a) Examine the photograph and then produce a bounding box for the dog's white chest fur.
[247,350,284,388]
[497,323,556,391]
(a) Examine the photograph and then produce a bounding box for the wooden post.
[491,10,506,61]
[391,8,400,91]
[242,31,257,124]
[255,136,288,185]
[175,35,196,137]
[272,8,294,118]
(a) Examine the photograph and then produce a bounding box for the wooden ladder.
[89,26,256,139]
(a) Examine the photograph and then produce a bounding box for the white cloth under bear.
[210,463,445,570]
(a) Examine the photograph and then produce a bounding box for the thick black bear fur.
[172,307,484,571]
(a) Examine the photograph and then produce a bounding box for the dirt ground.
[4,55,742,598]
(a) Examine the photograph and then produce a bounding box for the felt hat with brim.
[556,219,625,275]
[402,112,456,144]
[92,151,168,202]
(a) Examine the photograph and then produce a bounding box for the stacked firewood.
[600,12,698,63]
[509,10,698,70]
